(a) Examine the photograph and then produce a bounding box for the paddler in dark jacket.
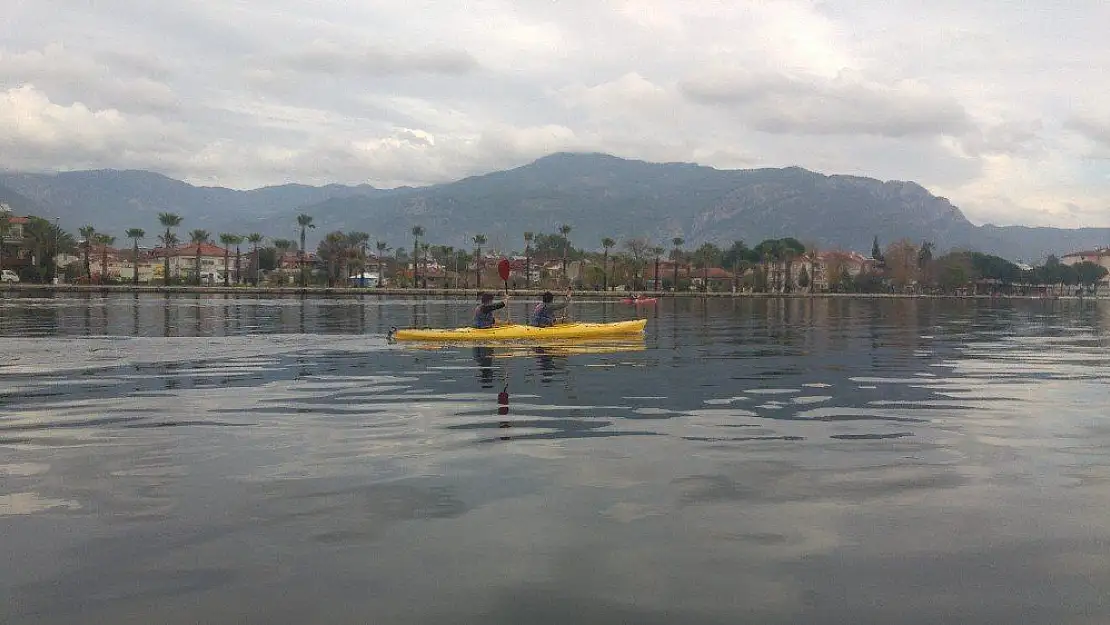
[530,289,571,327]
[473,291,508,328]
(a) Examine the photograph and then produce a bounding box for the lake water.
[2,294,1109,624]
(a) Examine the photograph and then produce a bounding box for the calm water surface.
[2,294,1109,624]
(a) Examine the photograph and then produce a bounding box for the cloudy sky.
[2,0,1109,227]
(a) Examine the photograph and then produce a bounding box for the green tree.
[622,238,652,290]
[95,233,115,283]
[935,252,973,292]
[917,240,935,289]
[797,265,810,290]
[420,242,431,288]
[229,235,244,285]
[601,237,616,290]
[189,229,210,285]
[125,228,145,286]
[157,212,183,286]
[258,247,278,273]
[272,238,295,281]
[754,239,783,292]
[652,246,665,291]
[1074,261,1108,293]
[558,223,572,280]
[79,225,96,279]
[21,217,74,283]
[246,233,264,286]
[376,240,390,287]
[219,233,236,286]
[523,231,534,289]
[871,235,884,263]
[0,209,9,278]
[670,237,684,290]
[779,237,806,292]
[316,231,350,287]
[693,242,722,292]
[410,225,424,288]
[349,231,370,279]
[297,214,315,287]
[473,233,487,289]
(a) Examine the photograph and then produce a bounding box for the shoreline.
[1,284,1105,300]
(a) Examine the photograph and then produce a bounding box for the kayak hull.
[392,319,647,341]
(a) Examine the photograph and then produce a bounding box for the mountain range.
[2,153,1107,262]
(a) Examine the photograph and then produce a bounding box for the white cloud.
[0,85,191,169]
[1,0,1109,226]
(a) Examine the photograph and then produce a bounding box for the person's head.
[541,291,554,303]
[479,292,494,304]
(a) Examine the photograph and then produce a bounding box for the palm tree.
[247,233,263,286]
[443,245,457,287]
[296,214,315,287]
[653,246,665,291]
[228,235,244,285]
[79,225,96,280]
[273,238,295,284]
[601,237,616,291]
[692,243,722,293]
[189,229,210,285]
[671,237,684,291]
[95,234,115,283]
[158,212,183,286]
[523,231,534,289]
[410,225,424,288]
[375,240,389,287]
[349,231,370,281]
[125,228,145,286]
[0,209,9,278]
[803,243,820,293]
[780,238,806,292]
[754,240,786,292]
[558,224,572,284]
[473,233,487,289]
[219,233,236,286]
[420,242,431,288]
[317,231,349,286]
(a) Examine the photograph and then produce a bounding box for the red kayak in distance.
[620,297,658,305]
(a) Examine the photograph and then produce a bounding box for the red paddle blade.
[497,258,511,281]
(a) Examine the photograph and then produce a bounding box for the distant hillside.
[0,169,381,240]
[0,182,44,215]
[284,153,1107,261]
[4,155,1107,261]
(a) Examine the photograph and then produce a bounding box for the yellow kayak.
[402,339,646,356]
[390,319,647,341]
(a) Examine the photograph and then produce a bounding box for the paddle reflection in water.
[454,340,647,443]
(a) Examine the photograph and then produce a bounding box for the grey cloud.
[0,44,181,114]
[274,42,480,77]
[960,120,1044,157]
[3,1,1110,226]
[680,71,971,138]
[1066,114,1110,149]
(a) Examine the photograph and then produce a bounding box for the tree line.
[2,211,1106,294]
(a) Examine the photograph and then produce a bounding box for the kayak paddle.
[498,258,512,322]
